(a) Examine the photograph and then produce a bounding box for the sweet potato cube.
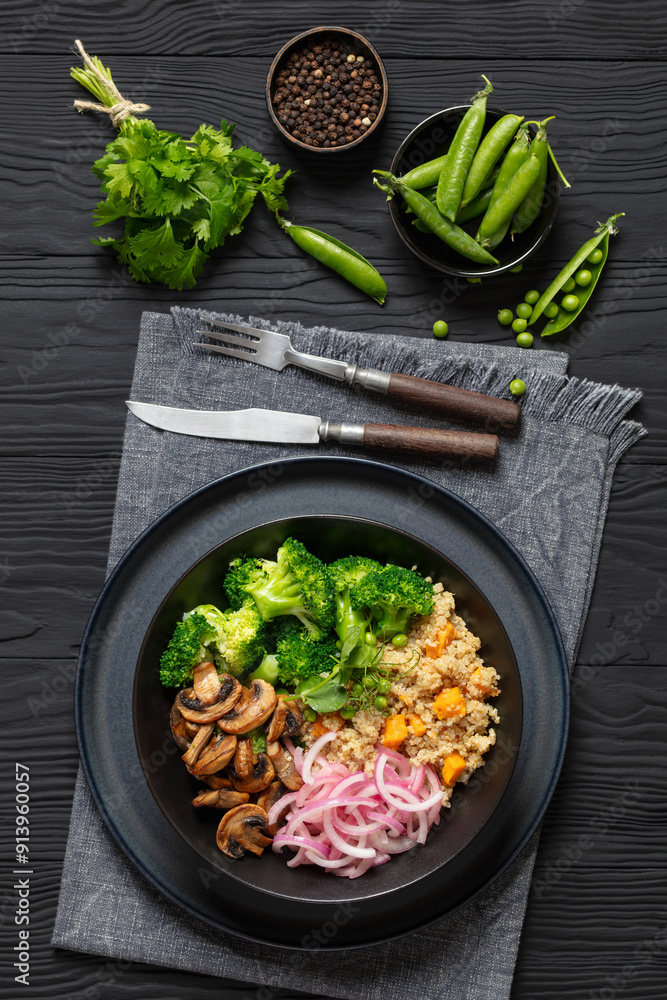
[442,751,466,787]
[423,621,456,658]
[383,714,408,750]
[407,713,427,737]
[432,686,467,720]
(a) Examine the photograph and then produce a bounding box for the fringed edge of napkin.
[171,307,643,440]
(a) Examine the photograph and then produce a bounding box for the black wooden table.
[1,3,665,998]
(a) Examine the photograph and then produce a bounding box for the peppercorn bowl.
[266,26,388,153]
[387,106,560,278]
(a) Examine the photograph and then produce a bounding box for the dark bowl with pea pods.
[388,106,560,279]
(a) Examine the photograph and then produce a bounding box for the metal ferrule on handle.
[343,365,392,392]
[319,421,365,445]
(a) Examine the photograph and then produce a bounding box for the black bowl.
[134,514,522,903]
[266,26,388,154]
[388,106,560,278]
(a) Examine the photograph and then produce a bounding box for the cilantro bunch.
[71,43,291,290]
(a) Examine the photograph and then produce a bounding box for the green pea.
[340,705,357,720]
[304,707,318,723]
[512,318,527,333]
[433,320,449,338]
[563,277,576,293]
[587,248,604,265]
[575,269,592,286]
[509,378,526,396]
[352,682,364,698]
[510,264,523,273]
[376,678,392,694]
[362,675,376,690]
[562,294,580,312]
[498,308,514,326]
[391,633,408,648]
[365,631,377,645]
[524,289,540,305]
[466,277,481,283]
[374,695,389,711]
[516,302,532,319]
[335,639,342,650]
[544,301,559,319]
[516,331,534,348]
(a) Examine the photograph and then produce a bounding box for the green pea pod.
[474,124,531,247]
[461,114,524,207]
[529,214,624,334]
[279,219,387,305]
[436,75,493,220]
[373,171,498,265]
[455,182,496,224]
[400,154,448,190]
[476,139,544,244]
[511,140,549,234]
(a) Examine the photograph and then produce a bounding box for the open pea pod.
[279,218,387,305]
[529,213,624,334]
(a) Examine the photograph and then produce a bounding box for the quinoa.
[301,582,500,807]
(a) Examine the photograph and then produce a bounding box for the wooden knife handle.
[362,423,498,461]
[386,372,520,431]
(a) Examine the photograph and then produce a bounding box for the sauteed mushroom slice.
[170,700,191,752]
[257,779,289,836]
[192,788,250,809]
[232,739,254,781]
[177,675,243,723]
[190,733,237,776]
[216,804,272,858]
[181,722,215,767]
[201,774,232,790]
[218,680,277,735]
[229,752,275,794]
[266,740,303,791]
[265,698,304,742]
[192,661,221,706]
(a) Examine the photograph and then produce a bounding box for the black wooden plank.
[0,0,665,58]
[0,57,664,260]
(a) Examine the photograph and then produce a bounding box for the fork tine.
[201,319,264,339]
[196,329,258,351]
[195,343,257,363]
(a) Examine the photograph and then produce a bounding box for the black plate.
[76,457,569,950]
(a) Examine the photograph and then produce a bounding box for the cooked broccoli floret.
[275,620,339,687]
[190,602,266,678]
[350,564,434,640]
[248,652,280,685]
[159,612,216,688]
[329,555,382,642]
[223,538,334,637]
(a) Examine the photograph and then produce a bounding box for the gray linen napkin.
[52,308,645,1000]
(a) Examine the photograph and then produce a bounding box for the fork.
[196,319,520,430]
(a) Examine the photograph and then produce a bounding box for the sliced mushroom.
[218,679,277,735]
[192,661,221,706]
[177,675,243,723]
[170,700,191,752]
[201,773,232,790]
[184,719,201,738]
[232,739,254,781]
[228,752,275,794]
[266,740,303,791]
[190,733,237,776]
[265,698,304,742]
[216,804,272,858]
[257,779,289,835]
[181,722,215,767]
[192,788,250,809]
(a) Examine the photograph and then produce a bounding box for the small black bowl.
[388,106,560,278]
[266,26,388,154]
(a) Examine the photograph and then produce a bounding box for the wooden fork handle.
[386,372,521,431]
[361,423,498,461]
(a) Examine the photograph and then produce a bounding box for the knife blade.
[126,401,498,461]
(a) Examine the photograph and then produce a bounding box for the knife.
[196,318,521,431]
[126,401,498,462]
